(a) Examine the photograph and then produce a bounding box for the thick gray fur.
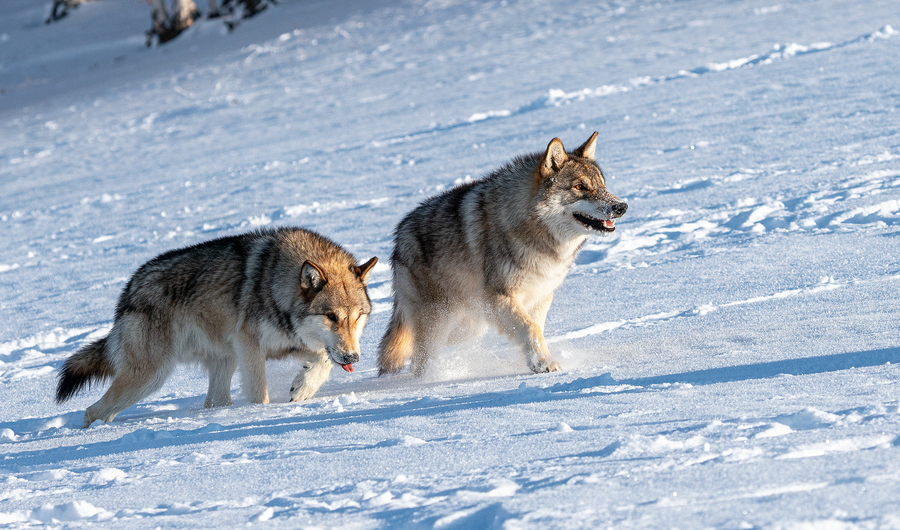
[57,227,377,427]
[378,133,627,376]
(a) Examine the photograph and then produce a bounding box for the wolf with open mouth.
[378,132,628,376]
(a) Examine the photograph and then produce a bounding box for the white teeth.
[573,213,616,230]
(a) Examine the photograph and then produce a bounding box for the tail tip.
[55,371,79,404]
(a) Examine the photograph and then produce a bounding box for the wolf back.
[57,227,377,427]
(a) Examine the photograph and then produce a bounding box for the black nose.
[345,352,360,364]
[613,202,628,216]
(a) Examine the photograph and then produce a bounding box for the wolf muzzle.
[330,350,359,373]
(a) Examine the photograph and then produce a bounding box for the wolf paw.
[83,407,116,428]
[289,385,316,402]
[203,397,234,408]
[532,359,562,373]
[377,358,407,377]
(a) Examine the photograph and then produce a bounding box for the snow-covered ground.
[2,0,900,527]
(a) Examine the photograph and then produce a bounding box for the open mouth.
[573,212,616,232]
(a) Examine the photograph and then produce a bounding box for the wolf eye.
[325,312,338,323]
[574,183,588,191]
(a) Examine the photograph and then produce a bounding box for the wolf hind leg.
[84,361,174,428]
[409,314,444,378]
[409,339,432,378]
[377,305,415,376]
[290,351,332,402]
[204,353,236,408]
[82,316,179,427]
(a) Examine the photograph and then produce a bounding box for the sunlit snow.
[2,0,899,527]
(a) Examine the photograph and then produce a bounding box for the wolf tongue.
[341,364,353,373]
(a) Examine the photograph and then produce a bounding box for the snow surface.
[2,0,900,527]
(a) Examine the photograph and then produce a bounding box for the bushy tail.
[56,337,113,403]
[377,309,414,376]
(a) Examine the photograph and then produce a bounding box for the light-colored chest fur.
[506,235,585,310]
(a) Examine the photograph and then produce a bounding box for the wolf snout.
[327,348,359,365]
[338,352,359,373]
[343,352,360,364]
[612,202,628,217]
[327,350,359,373]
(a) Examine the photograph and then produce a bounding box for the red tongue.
[341,364,353,373]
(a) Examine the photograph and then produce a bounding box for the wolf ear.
[539,138,568,178]
[355,256,378,283]
[300,260,328,296]
[574,131,598,162]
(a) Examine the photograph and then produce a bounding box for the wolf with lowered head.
[378,132,627,377]
[57,227,377,427]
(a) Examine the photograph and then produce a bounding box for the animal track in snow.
[372,25,897,145]
[0,325,110,384]
[549,276,841,342]
[539,25,896,108]
[566,402,899,474]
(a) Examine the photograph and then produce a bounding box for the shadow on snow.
[3,347,897,471]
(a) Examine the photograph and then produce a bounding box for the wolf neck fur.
[490,158,588,264]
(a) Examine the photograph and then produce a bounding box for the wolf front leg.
[203,353,236,408]
[529,293,554,330]
[236,331,269,404]
[491,293,561,373]
[289,350,333,401]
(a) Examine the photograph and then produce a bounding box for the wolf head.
[533,132,628,241]
[291,256,378,370]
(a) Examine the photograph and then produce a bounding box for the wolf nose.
[344,352,360,364]
[613,202,628,216]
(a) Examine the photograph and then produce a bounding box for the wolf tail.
[56,337,114,403]
[377,308,414,376]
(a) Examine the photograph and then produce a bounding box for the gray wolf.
[378,132,627,376]
[56,227,377,427]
